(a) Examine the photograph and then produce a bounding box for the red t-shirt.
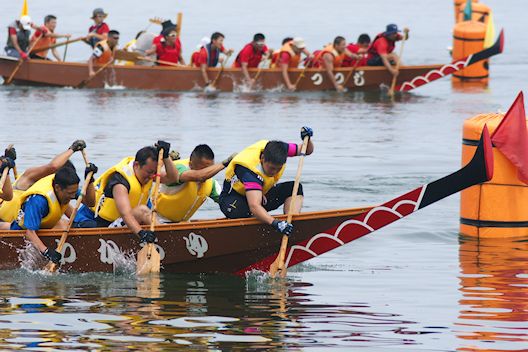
[153,34,163,46]
[88,22,109,36]
[342,43,368,67]
[155,38,182,65]
[278,52,292,65]
[197,45,225,67]
[234,43,269,68]
[8,27,17,36]
[368,33,402,59]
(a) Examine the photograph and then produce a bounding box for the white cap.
[196,37,209,50]
[293,37,306,49]
[20,15,32,30]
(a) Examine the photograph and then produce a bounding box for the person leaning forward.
[73,141,179,244]
[88,29,119,77]
[218,127,314,236]
[367,24,409,77]
[274,37,311,91]
[233,33,269,87]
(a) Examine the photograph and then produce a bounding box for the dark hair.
[357,33,371,44]
[262,141,288,165]
[53,167,80,189]
[253,33,265,42]
[135,30,145,40]
[282,37,294,45]
[61,160,76,172]
[191,144,214,161]
[108,30,120,37]
[162,26,176,37]
[211,32,225,41]
[135,146,157,166]
[333,36,346,46]
[44,15,57,24]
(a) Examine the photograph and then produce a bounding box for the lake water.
[0,0,527,350]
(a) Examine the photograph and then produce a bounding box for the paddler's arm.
[344,48,361,61]
[178,53,186,66]
[9,33,24,55]
[1,177,13,201]
[246,190,275,225]
[144,44,156,56]
[322,53,343,92]
[52,48,62,62]
[241,62,254,85]
[113,184,143,234]
[381,53,398,76]
[280,62,295,91]
[200,63,211,86]
[25,229,47,252]
[160,157,179,185]
[88,55,96,76]
[0,156,14,201]
[82,162,98,207]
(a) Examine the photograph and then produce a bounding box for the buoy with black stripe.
[452,20,488,83]
[460,113,528,238]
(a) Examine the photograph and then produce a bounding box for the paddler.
[218,127,314,236]
[233,33,270,87]
[145,24,185,66]
[0,141,90,224]
[29,15,71,61]
[270,37,293,67]
[85,8,110,48]
[5,15,39,60]
[2,166,96,265]
[88,30,119,78]
[192,32,234,87]
[156,145,236,223]
[367,24,409,77]
[73,141,179,245]
[0,155,15,202]
[273,37,311,91]
[341,34,371,67]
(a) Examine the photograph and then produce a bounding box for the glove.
[84,163,98,183]
[19,51,28,60]
[42,247,62,264]
[156,140,170,159]
[138,229,156,244]
[69,140,86,152]
[271,219,294,236]
[222,153,237,167]
[0,157,15,173]
[300,126,313,140]
[169,150,180,161]
[4,146,16,160]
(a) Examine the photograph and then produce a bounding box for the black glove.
[84,163,98,183]
[271,219,294,236]
[156,140,170,159]
[0,156,15,173]
[138,229,156,244]
[69,140,86,152]
[4,146,16,161]
[222,153,237,167]
[169,150,181,161]
[300,126,313,140]
[42,247,62,264]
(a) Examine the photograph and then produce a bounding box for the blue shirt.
[74,203,95,223]
[10,195,49,231]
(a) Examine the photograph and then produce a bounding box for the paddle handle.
[294,56,314,88]
[342,55,363,87]
[150,149,164,231]
[389,29,409,95]
[211,52,232,87]
[32,36,84,55]
[176,13,183,38]
[5,34,43,85]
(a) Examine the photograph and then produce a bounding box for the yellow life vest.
[16,174,68,229]
[156,159,214,222]
[0,189,24,222]
[93,157,152,222]
[225,140,286,196]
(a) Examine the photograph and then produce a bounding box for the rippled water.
[1,0,527,350]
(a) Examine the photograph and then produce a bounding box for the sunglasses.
[168,33,177,38]
[111,36,120,40]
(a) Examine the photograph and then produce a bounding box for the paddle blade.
[44,261,58,273]
[136,243,161,275]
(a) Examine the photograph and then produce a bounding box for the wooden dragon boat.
[0,31,503,93]
[0,129,493,275]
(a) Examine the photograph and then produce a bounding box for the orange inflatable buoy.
[452,21,488,83]
[456,2,491,25]
[460,113,528,238]
[454,0,478,23]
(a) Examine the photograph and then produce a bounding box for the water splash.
[149,316,238,328]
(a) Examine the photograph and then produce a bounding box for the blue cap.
[385,24,400,35]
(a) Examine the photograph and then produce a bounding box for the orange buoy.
[454,0,478,23]
[452,21,488,83]
[460,113,528,238]
[456,2,491,25]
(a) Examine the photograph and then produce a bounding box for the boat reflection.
[457,236,528,351]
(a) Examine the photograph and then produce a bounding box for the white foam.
[149,316,238,328]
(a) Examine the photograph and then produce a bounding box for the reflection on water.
[457,236,528,351]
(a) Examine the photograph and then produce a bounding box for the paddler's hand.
[19,51,28,61]
[155,140,171,159]
[89,70,95,78]
[69,140,86,152]
[138,229,156,244]
[42,247,62,264]
[300,126,313,140]
[222,153,237,167]
[4,146,16,161]
[271,220,294,236]
[390,67,399,77]
[0,156,15,172]
[84,163,98,183]
[287,83,296,92]
[336,84,345,93]
[169,150,181,161]
[403,27,410,40]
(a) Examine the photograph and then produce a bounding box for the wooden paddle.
[269,135,310,278]
[388,28,409,98]
[4,35,43,85]
[76,59,114,89]
[32,36,85,55]
[176,13,183,38]
[342,54,364,88]
[45,150,92,273]
[293,56,316,89]
[209,52,232,89]
[136,149,163,276]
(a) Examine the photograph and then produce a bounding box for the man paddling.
[5,15,39,59]
[156,145,235,223]
[0,141,89,223]
[342,34,370,67]
[88,30,119,77]
[29,15,71,61]
[218,127,314,236]
[367,24,409,77]
[86,8,110,48]
[73,141,178,245]
[192,32,234,87]
[0,155,15,202]
[274,37,311,91]
[233,33,270,86]
[145,25,185,66]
